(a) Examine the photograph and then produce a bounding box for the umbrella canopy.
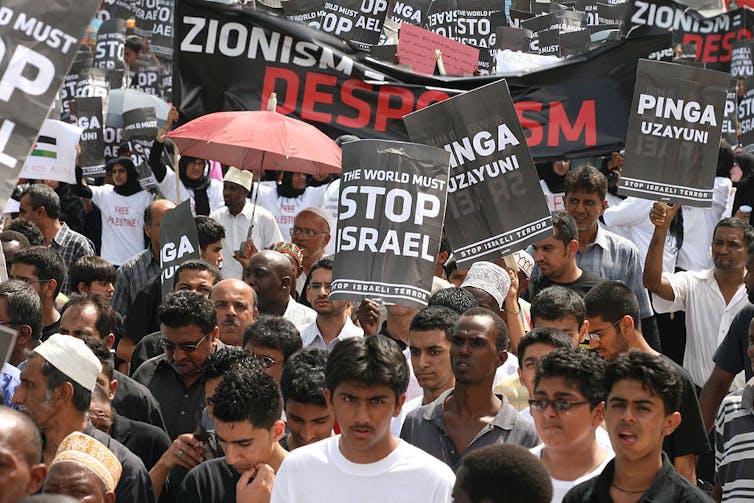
[165,111,341,175]
[106,89,171,128]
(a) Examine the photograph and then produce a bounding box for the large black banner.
[331,140,450,308]
[0,0,101,206]
[175,0,672,162]
[404,79,552,265]
[619,59,729,206]
[622,0,754,71]
[160,199,200,297]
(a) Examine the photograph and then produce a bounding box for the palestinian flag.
[31,136,57,159]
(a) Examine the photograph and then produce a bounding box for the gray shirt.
[400,389,540,470]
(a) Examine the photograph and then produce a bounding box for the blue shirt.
[1,363,20,407]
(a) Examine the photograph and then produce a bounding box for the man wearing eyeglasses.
[583,281,709,484]
[10,246,66,341]
[132,291,222,440]
[299,256,362,351]
[290,208,331,300]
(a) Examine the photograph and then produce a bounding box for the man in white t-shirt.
[529,348,613,503]
[209,167,283,280]
[271,335,456,503]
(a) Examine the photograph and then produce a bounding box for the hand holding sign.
[649,201,681,229]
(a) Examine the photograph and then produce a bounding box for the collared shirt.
[113,248,160,316]
[131,354,207,440]
[300,316,364,351]
[575,225,653,320]
[715,379,754,501]
[678,176,733,271]
[653,268,748,388]
[563,453,710,502]
[282,296,317,330]
[210,200,283,280]
[713,305,754,381]
[400,389,540,470]
[50,222,95,294]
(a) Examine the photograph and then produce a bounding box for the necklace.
[611,482,650,494]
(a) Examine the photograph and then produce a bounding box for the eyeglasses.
[529,399,591,412]
[290,227,328,238]
[250,353,277,369]
[161,334,208,353]
[584,319,622,344]
[308,282,332,292]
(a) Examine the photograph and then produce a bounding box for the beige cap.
[224,167,253,192]
[52,432,122,493]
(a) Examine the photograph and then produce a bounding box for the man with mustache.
[211,279,258,347]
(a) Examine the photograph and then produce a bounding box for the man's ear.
[16,324,32,347]
[103,333,116,350]
[496,349,508,368]
[43,279,57,299]
[567,239,579,256]
[663,411,682,437]
[324,388,334,412]
[77,282,89,295]
[271,419,286,442]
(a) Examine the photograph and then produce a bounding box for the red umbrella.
[165,111,341,175]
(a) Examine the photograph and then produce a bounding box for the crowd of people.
[4,130,754,503]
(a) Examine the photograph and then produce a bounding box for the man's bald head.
[0,406,42,465]
[211,278,259,346]
[245,250,293,314]
[0,406,46,501]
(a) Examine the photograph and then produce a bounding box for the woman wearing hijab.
[73,158,154,266]
[149,107,224,215]
[255,171,325,239]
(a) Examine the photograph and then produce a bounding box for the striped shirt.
[112,248,160,316]
[50,222,95,294]
[715,380,754,502]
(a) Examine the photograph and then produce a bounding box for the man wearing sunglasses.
[133,291,221,440]
[583,281,709,484]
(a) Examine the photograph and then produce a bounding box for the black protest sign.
[331,140,449,308]
[619,59,729,206]
[122,107,158,141]
[560,29,591,56]
[723,78,738,145]
[131,139,160,190]
[520,13,553,33]
[739,77,754,147]
[60,51,94,123]
[539,29,560,56]
[531,1,550,15]
[159,61,172,103]
[94,19,127,75]
[424,0,457,37]
[511,0,530,11]
[0,0,101,207]
[320,0,389,50]
[495,26,533,51]
[73,97,106,177]
[509,9,535,27]
[149,0,175,58]
[100,0,134,21]
[731,40,754,79]
[550,10,586,32]
[130,54,163,96]
[389,0,431,26]
[575,0,599,25]
[404,79,552,266]
[589,23,621,34]
[597,2,625,24]
[623,0,754,72]
[76,67,109,102]
[284,0,325,28]
[160,199,201,297]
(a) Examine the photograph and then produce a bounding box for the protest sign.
[331,139,450,308]
[149,0,175,58]
[723,78,738,146]
[622,0,754,71]
[740,77,754,147]
[100,0,134,21]
[539,29,561,55]
[619,59,729,206]
[76,67,110,100]
[130,55,163,96]
[0,325,17,367]
[404,79,552,266]
[175,0,672,160]
[597,2,625,24]
[61,51,94,123]
[510,8,536,27]
[20,120,83,184]
[560,29,591,56]
[389,0,431,26]
[495,26,534,51]
[0,0,101,208]
[122,107,159,141]
[74,97,106,177]
[93,18,127,82]
[160,199,201,297]
[398,23,478,75]
[576,0,599,24]
[320,0,389,50]
[731,40,754,78]
[550,10,587,32]
[283,0,325,28]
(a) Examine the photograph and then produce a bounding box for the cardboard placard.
[122,107,159,141]
[722,78,738,146]
[404,79,552,266]
[398,23,478,75]
[20,120,83,184]
[331,140,450,308]
[73,97,106,177]
[731,40,754,79]
[320,0,390,50]
[160,199,201,297]
[619,59,729,206]
[739,77,754,147]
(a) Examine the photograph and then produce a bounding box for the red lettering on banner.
[548,101,596,146]
[301,73,336,123]
[515,101,544,146]
[416,90,451,110]
[685,29,751,64]
[262,67,300,114]
[374,86,414,131]
[340,79,373,128]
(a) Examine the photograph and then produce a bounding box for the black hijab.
[179,155,211,215]
[110,157,142,197]
[276,171,306,198]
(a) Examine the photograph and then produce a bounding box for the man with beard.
[645,206,753,390]
[132,291,221,440]
[299,256,362,350]
[211,279,258,347]
[701,242,754,432]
